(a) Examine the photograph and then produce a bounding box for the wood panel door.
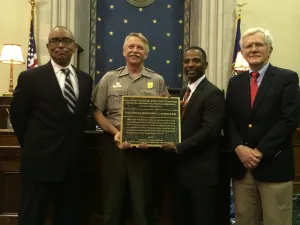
[293,128,300,193]
[0,130,20,225]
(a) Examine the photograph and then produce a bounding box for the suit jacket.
[10,61,93,182]
[226,64,300,182]
[175,78,225,188]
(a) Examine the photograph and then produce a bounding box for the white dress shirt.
[51,59,79,99]
[186,74,206,102]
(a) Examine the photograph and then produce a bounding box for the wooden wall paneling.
[293,128,300,193]
[0,97,12,129]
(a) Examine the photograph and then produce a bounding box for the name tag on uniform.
[113,82,122,88]
[147,82,153,89]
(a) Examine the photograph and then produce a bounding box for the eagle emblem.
[126,0,155,7]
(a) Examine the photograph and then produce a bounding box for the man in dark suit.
[226,27,300,225]
[10,26,93,225]
[162,46,225,225]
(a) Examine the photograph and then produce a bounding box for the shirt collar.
[188,75,206,92]
[119,66,151,78]
[51,59,73,75]
[249,62,270,77]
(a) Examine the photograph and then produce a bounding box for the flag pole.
[237,3,247,14]
[27,0,39,70]
[30,0,35,8]
[30,0,35,17]
[231,3,248,76]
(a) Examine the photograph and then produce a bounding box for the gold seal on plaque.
[126,0,155,7]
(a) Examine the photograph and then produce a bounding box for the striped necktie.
[62,68,76,114]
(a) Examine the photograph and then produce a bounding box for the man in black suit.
[226,27,300,225]
[10,26,93,225]
[162,46,225,225]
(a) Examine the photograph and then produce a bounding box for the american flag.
[27,12,38,70]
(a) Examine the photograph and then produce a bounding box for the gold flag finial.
[29,0,35,8]
[237,3,247,16]
[29,0,35,13]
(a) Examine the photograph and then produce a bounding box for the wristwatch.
[174,146,178,154]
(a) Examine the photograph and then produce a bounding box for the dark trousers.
[18,179,85,225]
[100,133,154,225]
[172,175,218,225]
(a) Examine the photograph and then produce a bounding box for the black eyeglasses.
[48,37,74,46]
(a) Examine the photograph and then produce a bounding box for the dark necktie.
[62,68,76,114]
[250,72,259,108]
[181,87,191,117]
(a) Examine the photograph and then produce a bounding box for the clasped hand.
[235,145,263,169]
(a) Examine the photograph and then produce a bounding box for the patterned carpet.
[230,193,300,224]
[293,194,300,225]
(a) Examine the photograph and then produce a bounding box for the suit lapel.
[251,64,274,116]
[44,62,69,112]
[179,88,186,100]
[73,66,84,113]
[181,78,207,123]
[238,72,252,119]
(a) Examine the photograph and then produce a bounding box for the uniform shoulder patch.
[106,66,125,74]
[145,67,155,73]
[115,66,125,71]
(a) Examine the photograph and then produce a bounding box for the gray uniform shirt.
[92,66,169,128]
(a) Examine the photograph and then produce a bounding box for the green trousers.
[100,133,154,225]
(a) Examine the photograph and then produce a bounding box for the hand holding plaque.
[115,131,149,150]
[114,132,132,149]
[161,142,176,153]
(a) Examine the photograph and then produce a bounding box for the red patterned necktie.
[250,72,259,108]
[181,87,191,117]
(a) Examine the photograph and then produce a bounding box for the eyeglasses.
[48,37,74,46]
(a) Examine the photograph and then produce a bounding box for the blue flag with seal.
[231,16,241,76]
[232,16,241,64]
[94,1,184,88]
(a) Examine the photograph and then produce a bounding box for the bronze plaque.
[120,96,181,147]
[126,0,155,7]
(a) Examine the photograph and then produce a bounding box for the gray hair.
[123,32,149,54]
[240,27,273,49]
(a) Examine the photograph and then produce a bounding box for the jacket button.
[248,124,252,128]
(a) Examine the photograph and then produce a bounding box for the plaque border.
[120,96,181,147]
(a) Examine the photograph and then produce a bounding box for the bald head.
[48,26,75,40]
[47,26,77,67]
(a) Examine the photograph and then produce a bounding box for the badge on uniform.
[113,82,122,88]
[147,82,153,89]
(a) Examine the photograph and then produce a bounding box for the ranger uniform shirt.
[92,66,169,128]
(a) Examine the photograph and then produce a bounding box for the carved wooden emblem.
[126,0,155,7]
